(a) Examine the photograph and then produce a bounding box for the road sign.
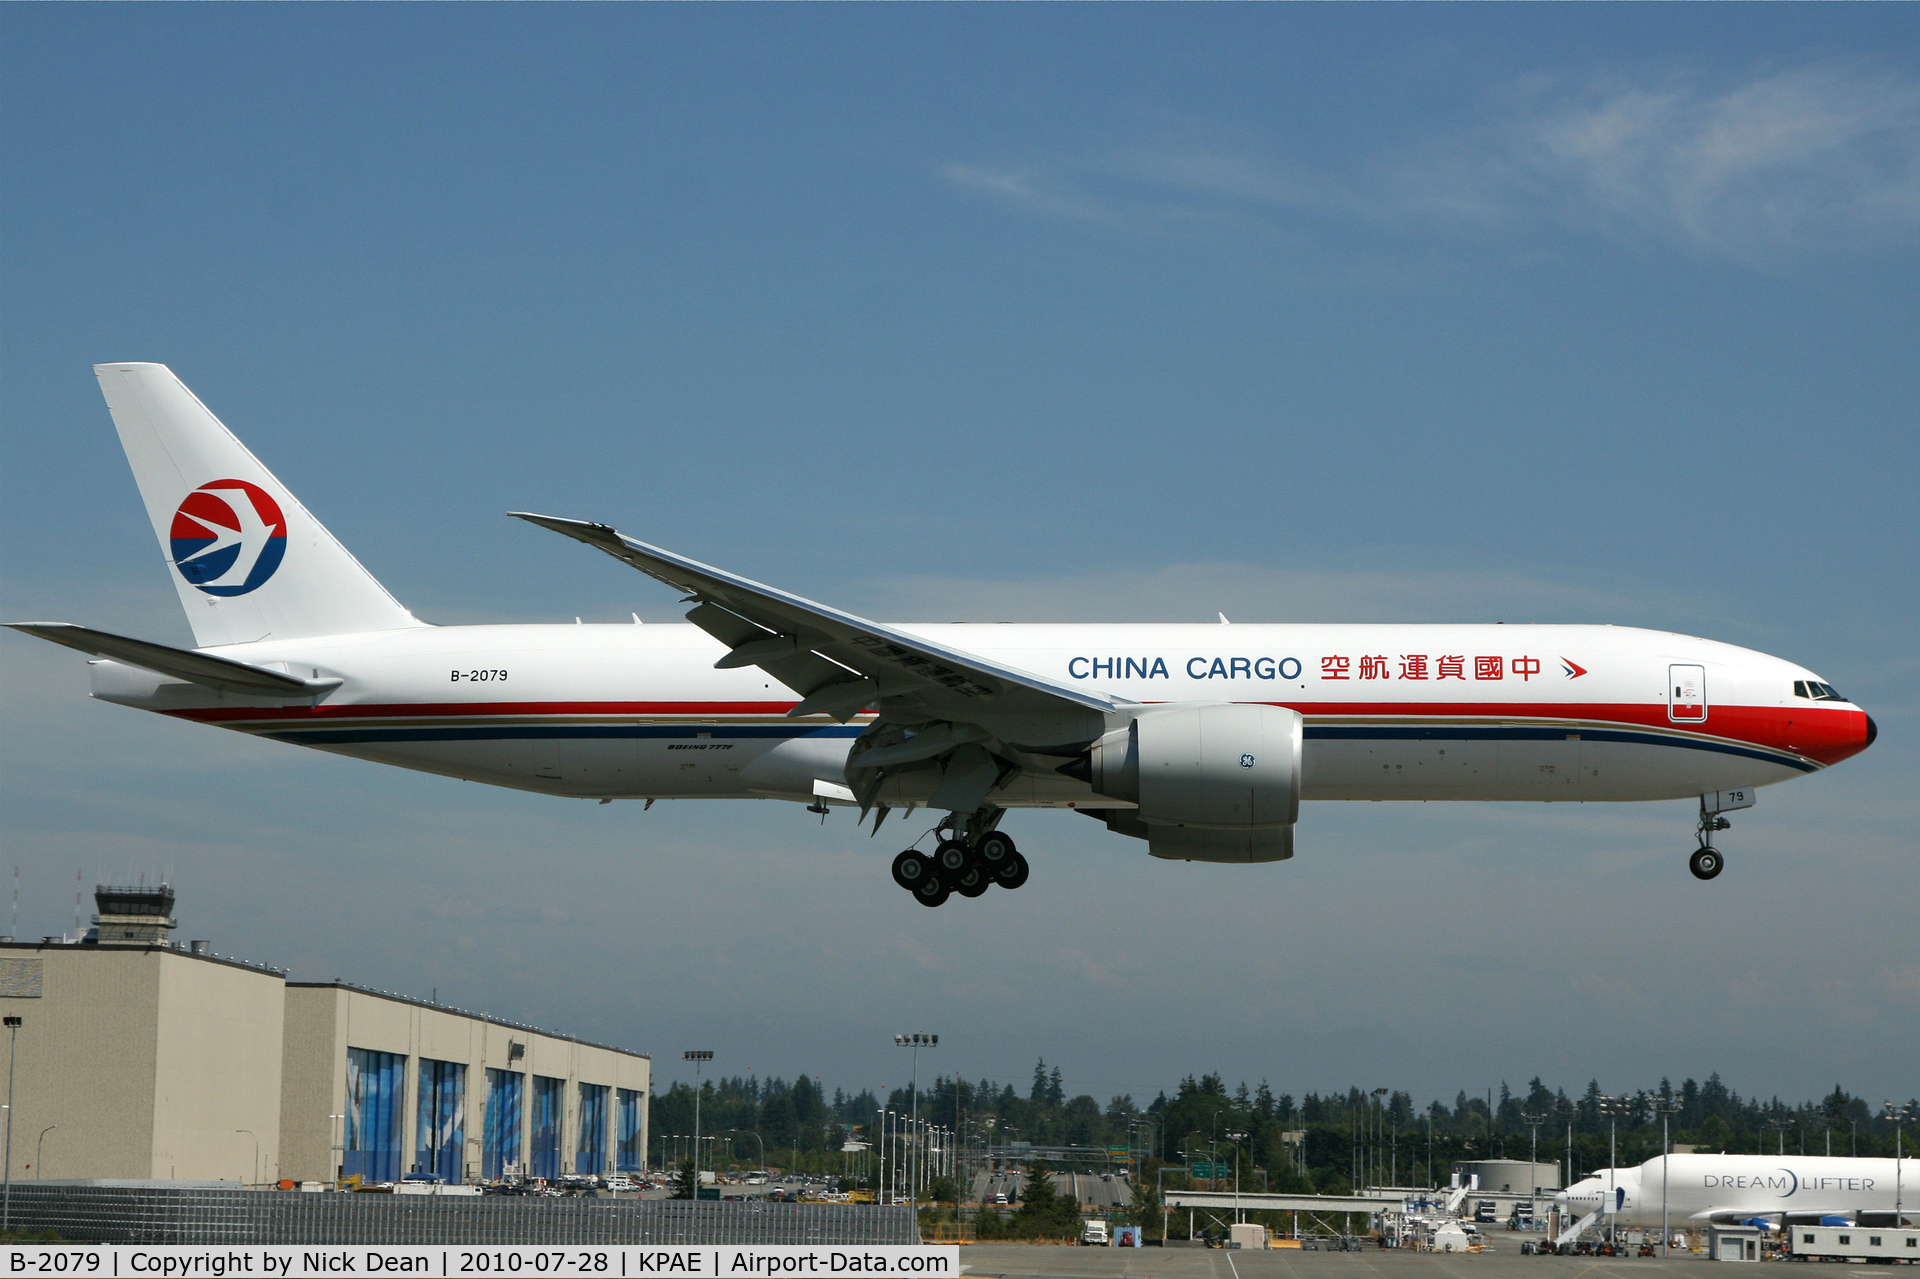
[1108,1147,1130,1160]
[1189,1162,1219,1179]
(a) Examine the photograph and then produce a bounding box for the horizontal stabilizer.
[7,622,339,697]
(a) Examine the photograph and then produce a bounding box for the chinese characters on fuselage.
[1064,654,1545,681]
[1322,654,1541,681]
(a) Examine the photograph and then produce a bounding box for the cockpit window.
[1795,680,1847,702]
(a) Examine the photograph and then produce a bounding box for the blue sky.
[4,6,1916,1109]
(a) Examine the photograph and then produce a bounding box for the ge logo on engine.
[1240,754,1256,768]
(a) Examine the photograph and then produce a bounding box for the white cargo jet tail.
[94,363,421,647]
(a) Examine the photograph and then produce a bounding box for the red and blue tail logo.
[168,479,287,596]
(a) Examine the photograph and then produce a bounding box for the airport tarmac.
[957,1244,1775,1279]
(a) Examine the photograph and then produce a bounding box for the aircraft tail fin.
[94,363,422,647]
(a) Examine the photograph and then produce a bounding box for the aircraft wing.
[510,513,1116,724]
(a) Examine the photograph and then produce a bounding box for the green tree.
[673,1157,698,1199]
[1012,1162,1080,1240]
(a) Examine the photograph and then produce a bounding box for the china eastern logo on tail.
[168,480,287,596]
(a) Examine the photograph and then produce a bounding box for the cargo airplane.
[1560,1153,1914,1229]
[8,365,1877,905]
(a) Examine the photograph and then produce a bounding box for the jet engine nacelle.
[1088,702,1302,863]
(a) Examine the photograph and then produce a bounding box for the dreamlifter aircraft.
[10,365,1878,905]
[1559,1153,1913,1228]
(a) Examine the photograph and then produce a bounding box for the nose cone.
[1865,714,1878,749]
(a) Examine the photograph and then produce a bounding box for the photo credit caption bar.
[1,1246,959,1279]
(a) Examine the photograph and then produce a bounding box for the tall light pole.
[1521,1109,1546,1227]
[894,1033,937,1217]
[1393,1092,1401,1185]
[1597,1095,1629,1248]
[684,1051,712,1195]
[3,1015,21,1234]
[35,1125,55,1180]
[1371,1089,1387,1190]
[237,1129,260,1187]
[1653,1098,1683,1257]
[730,1129,765,1175]
[1209,1107,1244,1189]
[1225,1131,1246,1223]
[1884,1101,1912,1225]
[1566,1116,1574,1213]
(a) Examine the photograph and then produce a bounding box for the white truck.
[1081,1219,1110,1246]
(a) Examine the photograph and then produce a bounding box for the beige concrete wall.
[0,946,162,1180]
[150,950,285,1182]
[278,985,340,1183]
[0,948,647,1188]
[0,945,285,1182]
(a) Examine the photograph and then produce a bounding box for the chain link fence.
[3,1186,920,1246]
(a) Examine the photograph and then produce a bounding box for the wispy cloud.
[941,164,1120,228]
[943,62,1920,263]
[1499,64,1920,256]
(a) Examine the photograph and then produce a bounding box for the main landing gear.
[890,830,1029,908]
[1691,808,1731,881]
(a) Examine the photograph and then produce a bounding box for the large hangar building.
[0,885,649,1186]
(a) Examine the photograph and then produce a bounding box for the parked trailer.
[1789,1226,1919,1262]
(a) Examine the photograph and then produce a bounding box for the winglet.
[509,512,705,597]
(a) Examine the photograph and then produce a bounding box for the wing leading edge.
[510,512,1117,818]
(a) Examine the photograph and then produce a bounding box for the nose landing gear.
[1690,807,1731,881]
[891,813,1027,906]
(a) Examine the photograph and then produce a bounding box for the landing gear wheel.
[975,831,1017,869]
[891,850,934,892]
[954,866,991,898]
[933,838,974,884]
[992,850,1030,890]
[1689,845,1724,881]
[913,876,951,908]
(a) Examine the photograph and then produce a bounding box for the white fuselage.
[89,621,1870,809]
[1561,1155,1916,1226]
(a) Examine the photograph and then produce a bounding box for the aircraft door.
[1669,664,1707,723]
